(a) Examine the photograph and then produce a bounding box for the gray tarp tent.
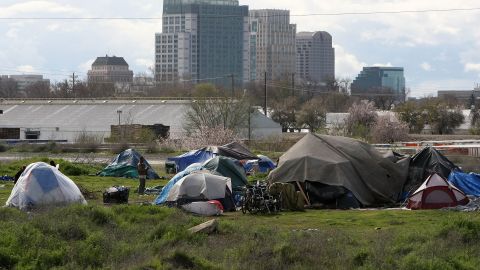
[267,134,410,206]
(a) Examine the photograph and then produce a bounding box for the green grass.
[1,159,480,269]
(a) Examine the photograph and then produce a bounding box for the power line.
[0,7,480,20]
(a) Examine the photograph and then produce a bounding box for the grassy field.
[1,159,480,269]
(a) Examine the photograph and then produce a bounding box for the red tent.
[407,173,469,210]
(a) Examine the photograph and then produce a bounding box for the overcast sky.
[1,0,480,97]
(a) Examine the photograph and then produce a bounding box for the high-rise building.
[249,9,296,81]
[351,67,406,102]
[87,55,134,84]
[8,75,50,92]
[155,0,249,87]
[296,31,335,84]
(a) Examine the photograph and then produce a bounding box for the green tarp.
[98,149,160,179]
[203,156,248,189]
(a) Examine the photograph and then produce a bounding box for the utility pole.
[264,71,267,115]
[230,74,235,98]
[291,73,295,97]
[70,72,78,98]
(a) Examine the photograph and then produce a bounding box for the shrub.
[345,101,377,140]
[371,115,410,143]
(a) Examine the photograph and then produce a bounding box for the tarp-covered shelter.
[167,149,215,172]
[209,142,258,160]
[166,173,235,211]
[245,155,277,173]
[406,147,460,192]
[267,134,410,206]
[203,156,249,189]
[6,162,87,210]
[407,173,469,210]
[98,149,160,179]
[448,171,480,197]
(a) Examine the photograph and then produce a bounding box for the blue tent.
[154,165,204,205]
[448,171,480,197]
[244,155,277,173]
[167,149,215,172]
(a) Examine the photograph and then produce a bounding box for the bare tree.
[24,81,51,98]
[0,77,18,98]
[184,98,250,135]
[296,97,326,132]
[270,98,299,132]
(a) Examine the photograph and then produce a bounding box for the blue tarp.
[168,149,215,172]
[448,171,480,197]
[154,165,204,205]
[244,155,277,173]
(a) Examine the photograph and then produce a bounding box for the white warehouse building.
[0,99,281,142]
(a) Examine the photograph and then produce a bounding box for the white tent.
[407,173,469,210]
[6,162,87,210]
[166,173,231,203]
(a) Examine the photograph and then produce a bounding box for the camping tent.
[203,156,249,189]
[98,149,160,179]
[6,162,87,210]
[209,142,258,160]
[407,173,469,210]
[448,171,480,197]
[167,149,215,172]
[267,134,410,206]
[166,173,234,210]
[405,147,460,192]
[154,165,207,205]
[244,155,276,173]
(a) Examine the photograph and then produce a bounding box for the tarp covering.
[154,165,206,205]
[267,134,410,206]
[168,149,215,172]
[98,149,160,179]
[406,147,460,192]
[6,162,87,210]
[209,142,259,160]
[244,155,277,173]
[448,171,480,197]
[203,156,249,189]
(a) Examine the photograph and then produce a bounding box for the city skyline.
[1,0,480,97]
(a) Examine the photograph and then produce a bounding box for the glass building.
[156,0,249,87]
[351,67,406,102]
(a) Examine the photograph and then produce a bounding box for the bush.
[371,115,410,143]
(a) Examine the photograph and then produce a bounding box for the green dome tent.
[203,156,248,189]
[98,149,160,179]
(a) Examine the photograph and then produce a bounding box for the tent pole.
[296,181,311,206]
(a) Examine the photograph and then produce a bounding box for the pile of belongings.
[168,142,261,173]
[103,186,130,204]
[98,149,160,179]
[155,156,248,214]
[6,162,87,210]
[267,134,410,208]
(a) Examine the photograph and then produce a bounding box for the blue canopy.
[154,165,204,205]
[168,149,215,172]
[244,155,276,173]
[448,171,480,197]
